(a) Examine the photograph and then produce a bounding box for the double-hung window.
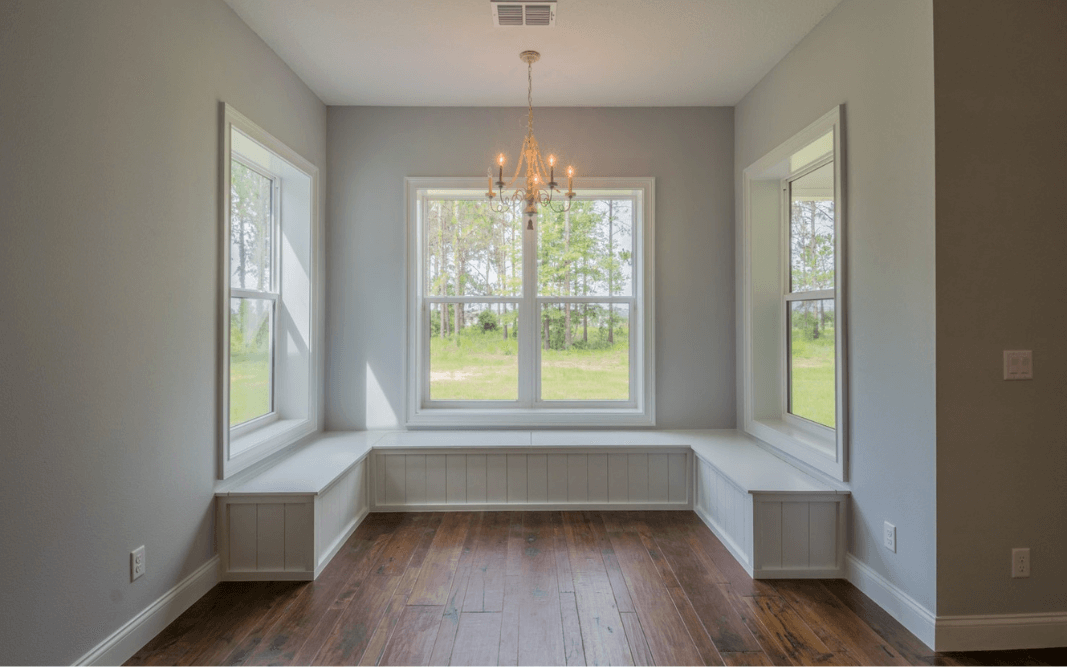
[405,178,654,427]
[220,104,319,478]
[741,107,847,481]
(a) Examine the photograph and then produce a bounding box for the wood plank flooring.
[127,511,1067,666]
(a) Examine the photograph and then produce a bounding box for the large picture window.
[406,178,654,427]
[220,104,319,478]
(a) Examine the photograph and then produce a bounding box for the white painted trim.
[694,504,753,574]
[754,567,844,579]
[224,570,314,582]
[404,177,655,428]
[373,502,691,512]
[739,105,848,483]
[315,506,371,576]
[219,102,321,480]
[845,553,936,650]
[73,556,220,666]
[934,612,1067,652]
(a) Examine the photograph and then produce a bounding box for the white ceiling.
[224,0,842,107]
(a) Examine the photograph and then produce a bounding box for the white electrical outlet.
[1012,548,1030,578]
[1003,350,1033,380]
[883,522,896,553]
[131,546,146,581]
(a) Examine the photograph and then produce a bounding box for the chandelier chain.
[527,60,534,136]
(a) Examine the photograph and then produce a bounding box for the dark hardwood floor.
[126,511,1067,666]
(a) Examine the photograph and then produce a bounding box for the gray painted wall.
[0,1,326,663]
[934,0,1067,616]
[734,0,938,612]
[325,107,735,430]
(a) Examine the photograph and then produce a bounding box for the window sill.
[406,407,656,429]
[223,417,316,479]
[746,417,843,482]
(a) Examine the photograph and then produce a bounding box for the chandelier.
[487,50,575,230]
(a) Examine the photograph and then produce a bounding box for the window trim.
[740,106,848,482]
[404,176,655,428]
[219,103,320,479]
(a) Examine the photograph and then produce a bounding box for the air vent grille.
[491,0,557,27]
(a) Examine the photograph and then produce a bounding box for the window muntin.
[408,179,653,426]
[229,156,278,428]
[785,159,836,430]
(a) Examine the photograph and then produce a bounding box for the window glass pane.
[230,297,273,426]
[425,200,522,298]
[540,302,629,401]
[789,162,835,293]
[789,299,835,428]
[230,161,273,291]
[429,302,519,400]
[539,199,633,297]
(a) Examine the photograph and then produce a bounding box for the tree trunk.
[564,207,571,349]
[543,316,550,351]
[439,202,447,339]
[608,200,614,345]
[453,202,462,346]
[582,264,588,343]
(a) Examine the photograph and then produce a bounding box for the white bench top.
[685,430,847,495]
[219,429,846,498]
[219,431,382,496]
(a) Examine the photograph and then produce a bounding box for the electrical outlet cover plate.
[883,522,896,553]
[131,546,145,581]
[1012,547,1030,578]
[1004,350,1033,380]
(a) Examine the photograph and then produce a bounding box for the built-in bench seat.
[215,431,378,581]
[215,429,848,581]
[685,430,849,579]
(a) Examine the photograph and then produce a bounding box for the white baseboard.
[370,502,691,512]
[935,612,1067,652]
[845,554,936,650]
[73,556,220,666]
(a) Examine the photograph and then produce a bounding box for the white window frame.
[219,104,320,479]
[740,106,848,482]
[405,177,655,428]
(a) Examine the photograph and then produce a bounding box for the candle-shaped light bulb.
[548,154,555,185]
[497,154,505,186]
[498,154,506,166]
[548,154,556,166]
[567,166,574,193]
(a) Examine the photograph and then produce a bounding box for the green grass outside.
[230,353,270,426]
[430,328,629,401]
[789,327,836,428]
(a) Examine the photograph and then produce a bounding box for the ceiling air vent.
[491,0,557,27]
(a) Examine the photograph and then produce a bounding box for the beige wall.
[934,0,1067,616]
[735,0,938,614]
[0,1,326,662]
[325,106,736,430]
